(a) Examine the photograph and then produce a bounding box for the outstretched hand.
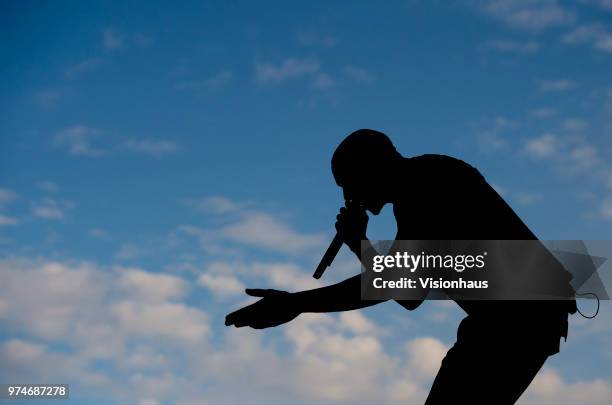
[224,288,301,329]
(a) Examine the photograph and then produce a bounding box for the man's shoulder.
[405,154,485,180]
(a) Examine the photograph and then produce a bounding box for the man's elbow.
[394,299,423,311]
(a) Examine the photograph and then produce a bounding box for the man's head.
[332,129,403,215]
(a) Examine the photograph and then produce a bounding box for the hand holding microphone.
[313,201,368,279]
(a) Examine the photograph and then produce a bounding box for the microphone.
[312,201,363,279]
[312,233,344,279]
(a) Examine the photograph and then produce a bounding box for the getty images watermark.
[360,240,610,301]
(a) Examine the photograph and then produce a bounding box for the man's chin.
[367,204,384,215]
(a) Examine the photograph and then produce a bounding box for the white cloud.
[0,187,16,209]
[524,133,606,174]
[0,258,210,351]
[182,196,326,255]
[563,118,588,131]
[198,273,246,297]
[478,132,508,152]
[473,0,575,31]
[297,32,337,48]
[103,28,124,51]
[563,23,612,53]
[600,198,612,219]
[64,57,104,78]
[186,196,246,214]
[405,337,449,380]
[339,311,382,335]
[175,70,233,92]
[514,190,543,205]
[204,259,321,292]
[0,215,18,226]
[530,107,557,118]
[538,79,576,92]
[32,89,63,109]
[89,228,109,239]
[0,338,106,386]
[525,133,559,158]
[121,139,179,157]
[313,72,335,90]
[520,368,612,405]
[112,300,209,342]
[37,180,59,193]
[115,243,143,260]
[522,133,612,218]
[219,212,326,255]
[2,255,612,404]
[31,198,73,220]
[0,260,109,340]
[486,39,540,53]
[476,116,520,153]
[255,58,320,84]
[117,267,188,302]
[343,66,376,84]
[54,125,104,156]
[597,0,612,9]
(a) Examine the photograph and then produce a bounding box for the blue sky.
[1,0,612,404]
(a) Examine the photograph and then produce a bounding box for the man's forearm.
[292,237,383,313]
[292,273,383,313]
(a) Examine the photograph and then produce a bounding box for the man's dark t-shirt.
[392,154,576,354]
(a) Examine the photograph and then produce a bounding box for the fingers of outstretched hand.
[225,304,256,327]
[224,307,273,329]
[245,288,286,297]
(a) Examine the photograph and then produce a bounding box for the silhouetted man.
[225,129,576,404]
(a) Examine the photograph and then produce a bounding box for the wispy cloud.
[185,196,247,214]
[513,190,543,205]
[255,58,320,85]
[600,198,612,219]
[521,368,612,405]
[115,244,143,260]
[579,0,612,11]
[0,188,17,209]
[562,118,588,131]
[0,215,19,226]
[182,196,326,255]
[563,23,612,53]
[37,181,59,194]
[31,198,74,220]
[32,89,63,109]
[538,79,576,92]
[530,107,557,118]
[525,133,559,158]
[64,57,104,78]
[103,27,124,51]
[476,116,519,153]
[343,65,376,84]
[198,273,246,298]
[121,139,179,158]
[523,133,612,195]
[175,70,233,92]
[472,0,575,32]
[220,212,325,254]
[53,125,104,157]
[297,32,337,48]
[312,72,335,90]
[89,228,109,239]
[485,39,540,54]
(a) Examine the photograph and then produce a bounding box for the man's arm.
[225,237,381,328]
[294,268,381,314]
[225,207,420,329]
